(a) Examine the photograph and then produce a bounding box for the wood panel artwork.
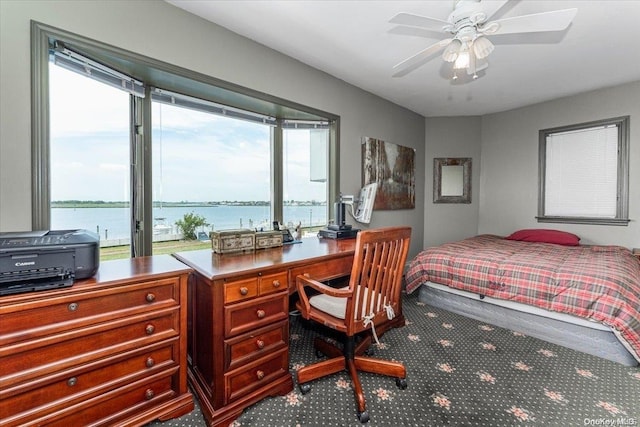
[362,137,415,210]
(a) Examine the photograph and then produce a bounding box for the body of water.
[51,205,327,241]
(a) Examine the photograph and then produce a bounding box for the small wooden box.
[210,229,255,254]
[255,231,283,250]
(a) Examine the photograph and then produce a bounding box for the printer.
[0,229,99,296]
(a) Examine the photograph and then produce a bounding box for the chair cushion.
[309,286,350,319]
[309,286,385,320]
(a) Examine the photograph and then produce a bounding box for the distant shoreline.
[51,200,326,208]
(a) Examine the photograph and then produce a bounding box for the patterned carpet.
[149,291,640,426]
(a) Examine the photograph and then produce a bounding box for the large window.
[538,116,630,225]
[32,22,338,260]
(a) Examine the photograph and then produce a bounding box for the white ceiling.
[166,0,640,117]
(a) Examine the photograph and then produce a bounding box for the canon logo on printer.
[15,261,36,267]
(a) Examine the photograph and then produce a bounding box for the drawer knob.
[256,309,266,319]
[256,339,265,349]
[145,324,155,335]
[145,389,155,400]
[256,370,265,380]
[146,357,155,368]
[68,302,79,312]
[272,280,281,288]
[67,377,77,387]
[145,293,156,303]
[239,287,249,296]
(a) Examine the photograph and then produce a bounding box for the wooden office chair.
[295,226,412,423]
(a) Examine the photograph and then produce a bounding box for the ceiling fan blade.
[480,0,510,21]
[482,8,577,35]
[392,38,453,77]
[389,12,449,31]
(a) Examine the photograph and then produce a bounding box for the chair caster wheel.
[357,410,370,423]
[396,377,407,389]
[299,383,311,394]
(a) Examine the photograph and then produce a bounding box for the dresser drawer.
[18,375,177,427]
[289,256,353,287]
[0,308,179,388]
[0,341,178,424]
[225,320,288,370]
[224,293,288,338]
[0,278,179,346]
[225,347,289,402]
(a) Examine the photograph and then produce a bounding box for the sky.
[49,64,326,203]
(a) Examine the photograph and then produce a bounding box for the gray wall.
[424,116,481,248]
[0,0,425,257]
[479,81,640,248]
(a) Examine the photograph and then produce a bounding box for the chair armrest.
[296,274,352,319]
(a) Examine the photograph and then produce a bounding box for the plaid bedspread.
[405,235,640,362]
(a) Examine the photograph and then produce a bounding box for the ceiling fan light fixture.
[473,36,494,59]
[442,39,462,62]
[453,43,470,70]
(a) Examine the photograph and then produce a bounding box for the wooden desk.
[173,237,357,427]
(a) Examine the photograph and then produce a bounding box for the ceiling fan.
[390,0,577,80]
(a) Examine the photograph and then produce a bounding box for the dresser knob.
[256,339,265,349]
[68,302,79,312]
[145,389,155,400]
[145,324,155,335]
[146,357,155,368]
[256,309,265,319]
[256,370,265,380]
[272,280,281,288]
[67,377,77,387]
[145,293,156,303]
[240,287,249,296]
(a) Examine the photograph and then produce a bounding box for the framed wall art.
[362,137,415,210]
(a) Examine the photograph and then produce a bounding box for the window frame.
[31,21,339,256]
[537,116,630,226]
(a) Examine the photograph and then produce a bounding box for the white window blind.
[151,87,277,126]
[544,125,618,218]
[50,41,145,97]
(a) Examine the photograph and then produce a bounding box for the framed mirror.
[433,157,472,204]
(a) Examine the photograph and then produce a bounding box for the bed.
[405,232,640,366]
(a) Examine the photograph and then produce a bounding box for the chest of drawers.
[0,255,193,426]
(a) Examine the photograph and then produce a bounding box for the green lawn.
[100,240,211,261]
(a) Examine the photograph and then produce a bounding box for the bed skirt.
[418,282,639,367]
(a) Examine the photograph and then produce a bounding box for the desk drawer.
[0,308,179,388]
[224,277,259,304]
[289,256,353,286]
[0,278,179,346]
[258,271,288,296]
[224,293,288,338]
[1,341,177,420]
[225,347,289,402]
[225,321,288,370]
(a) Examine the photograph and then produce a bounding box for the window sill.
[536,216,630,226]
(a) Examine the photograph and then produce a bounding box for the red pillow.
[505,229,580,246]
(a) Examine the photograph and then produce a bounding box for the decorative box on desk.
[210,229,255,254]
[255,231,283,249]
